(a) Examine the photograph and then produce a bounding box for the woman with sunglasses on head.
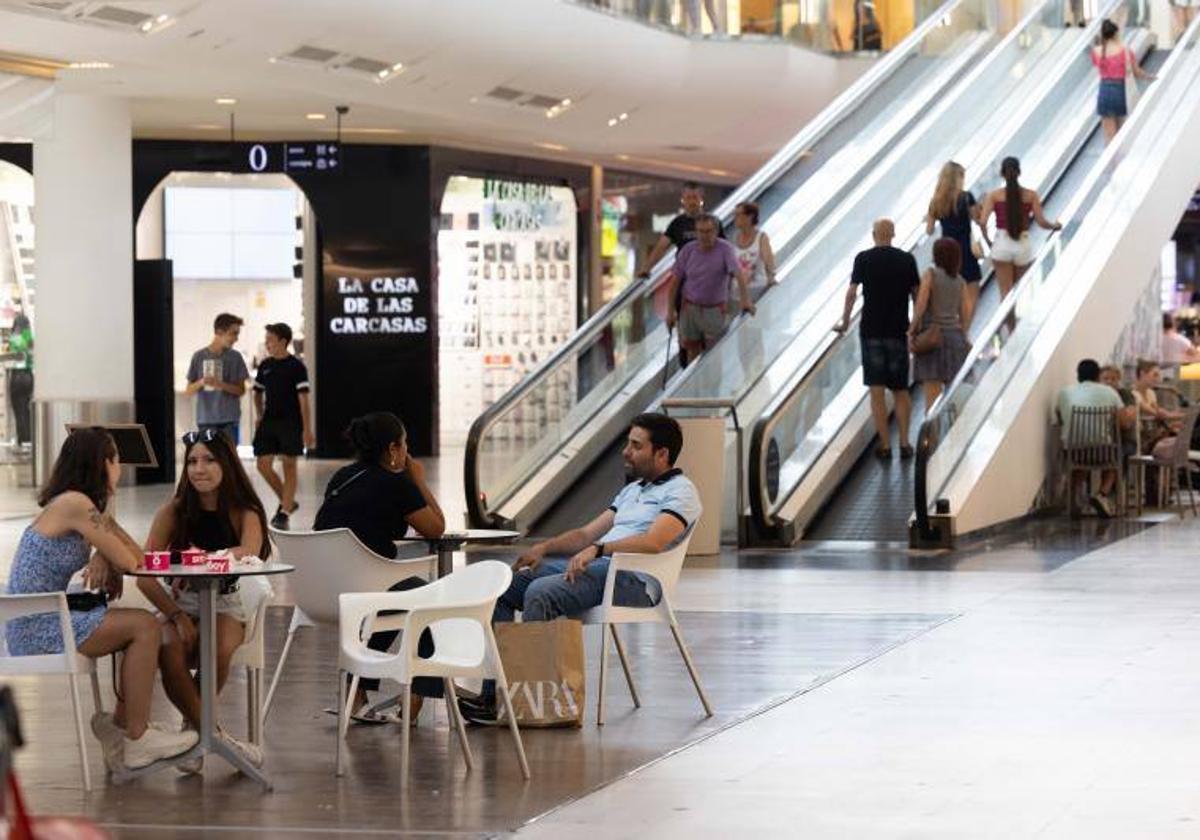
[313,412,445,724]
[6,428,198,771]
[137,429,270,770]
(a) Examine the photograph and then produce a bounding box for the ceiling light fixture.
[155,14,169,23]
[607,118,618,127]
[215,97,237,105]
[67,61,113,69]
[306,113,326,120]
[139,20,153,32]
[545,96,576,120]
[536,142,568,152]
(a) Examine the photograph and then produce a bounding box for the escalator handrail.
[464,0,971,526]
[745,0,1118,533]
[912,16,1200,539]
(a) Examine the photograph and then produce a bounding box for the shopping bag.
[494,619,585,728]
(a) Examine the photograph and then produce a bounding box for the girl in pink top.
[1091,19,1155,145]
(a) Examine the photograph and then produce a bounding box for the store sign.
[328,274,428,335]
[241,142,343,174]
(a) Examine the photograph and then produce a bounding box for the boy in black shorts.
[253,323,314,529]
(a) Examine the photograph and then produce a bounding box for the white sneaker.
[123,726,199,770]
[89,712,124,772]
[220,729,264,768]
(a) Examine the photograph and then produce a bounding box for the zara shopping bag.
[494,618,586,728]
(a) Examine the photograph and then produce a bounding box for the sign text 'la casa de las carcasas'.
[328,274,429,335]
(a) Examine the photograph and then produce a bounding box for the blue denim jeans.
[494,558,654,622]
[478,558,655,705]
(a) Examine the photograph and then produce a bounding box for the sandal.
[874,446,892,460]
[899,445,914,460]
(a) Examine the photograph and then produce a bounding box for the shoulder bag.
[911,323,943,355]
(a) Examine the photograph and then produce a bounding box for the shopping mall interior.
[1,0,1200,836]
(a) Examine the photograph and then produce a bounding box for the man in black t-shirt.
[834,219,919,459]
[637,182,726,280]
[253,322,314,528]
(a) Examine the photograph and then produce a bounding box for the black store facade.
[129,140,595,469]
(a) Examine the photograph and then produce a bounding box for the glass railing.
[913,12,1200,543]
[571,0,941,54]
[465,0,985,527]
[745,2,1120,533]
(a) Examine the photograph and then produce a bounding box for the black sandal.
[874,446,892,460]
[900,445,914,460]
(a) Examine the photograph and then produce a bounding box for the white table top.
[127,562,295,579]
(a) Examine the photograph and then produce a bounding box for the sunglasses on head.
[182,429,221,445]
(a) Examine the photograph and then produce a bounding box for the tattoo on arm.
[86,507,141,549]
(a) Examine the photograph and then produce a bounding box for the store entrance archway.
[0,160,36,472]
[134,171,318,477]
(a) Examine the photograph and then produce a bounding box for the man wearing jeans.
[185,313,249,443]
[460,412,701,722]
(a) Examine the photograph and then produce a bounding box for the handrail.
[912,13,1200,541]
[744,0,1117,534]
[463,0,969,527]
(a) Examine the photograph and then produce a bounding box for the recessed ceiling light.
[391,63,403,71]
[215,97,237,105]
[67,61,113,70]
[607,118,618,127]
[188,123,222,130]
[377,69,389,78]
[306,113,326,120]
[535,142,568,151]
[155,13,169,23]
[139,20,153,32]
[618,112,628,121]
[560,98,572,106]
[341,127,407,135]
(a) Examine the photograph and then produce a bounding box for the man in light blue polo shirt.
[495,411,701,621]
[461,412,700,722]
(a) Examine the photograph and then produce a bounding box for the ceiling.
[0,0,872,183]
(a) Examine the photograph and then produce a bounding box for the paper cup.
[181,548,206,567]
[206,556,231,573]
[143,551,171,571]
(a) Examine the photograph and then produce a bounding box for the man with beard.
[459,412,701,722]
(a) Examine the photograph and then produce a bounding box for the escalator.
[751,15,1196,547]
[466,0,1067,533]
[911,17,1200,544]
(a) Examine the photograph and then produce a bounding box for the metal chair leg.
[668,619,713,718]
[496,681,531,780]
[443,677,473,772]
[610,625,641,708]
[89,669,103,713]
[69,674,91,792]
[263,626,299,717]
[597,622,610,726]
[336,670,357,777]
[400,685,412,783]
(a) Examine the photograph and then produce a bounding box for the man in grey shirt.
[186,313,249,443]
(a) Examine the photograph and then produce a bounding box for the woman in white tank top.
[732,201,777,302]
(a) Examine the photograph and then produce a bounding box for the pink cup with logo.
[143,551,170,571]
[181,548,206,567]
[206,555,231,573]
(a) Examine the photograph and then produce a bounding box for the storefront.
[0,145,35,469]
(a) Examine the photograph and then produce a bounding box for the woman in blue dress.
[926,160,986,328]
[6,428,197,770]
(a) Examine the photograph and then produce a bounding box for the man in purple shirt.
[666,214,754,362]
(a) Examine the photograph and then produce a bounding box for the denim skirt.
[1097,79,1127,118]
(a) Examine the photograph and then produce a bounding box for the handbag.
[911,323,943,355]
[1124,45,1140,112]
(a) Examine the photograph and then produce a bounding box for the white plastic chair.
[264,527,435,716]
[0,593,104,791]
[578,529,713,725]
[336,560,530,782]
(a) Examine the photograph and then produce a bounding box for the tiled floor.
[2,457,1197,838]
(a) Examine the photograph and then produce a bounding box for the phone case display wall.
[438,176,578,447]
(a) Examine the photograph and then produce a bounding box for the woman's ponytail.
[1001,156,1024,237]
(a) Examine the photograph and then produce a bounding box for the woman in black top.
[314,412,446,722]
[139,430,270,766]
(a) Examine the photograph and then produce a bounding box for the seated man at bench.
[460,411,701,722]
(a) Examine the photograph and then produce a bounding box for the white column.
[32,93,133,477]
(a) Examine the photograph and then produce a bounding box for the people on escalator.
[978,157,1061,304]
[835,218,919,460]
[909,239,971,411]
[926,162,985,327]
[732,201,778,302]
[666,214,755,364]
[639,182,726,369]
[1092,19,1156,145]
[1056,359,1123,517]
[1171,0,1197,43]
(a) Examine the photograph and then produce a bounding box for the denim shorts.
[1097,79,1127,118]
[861,336,909,390]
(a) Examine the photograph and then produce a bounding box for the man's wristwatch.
[593,543,606,559]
